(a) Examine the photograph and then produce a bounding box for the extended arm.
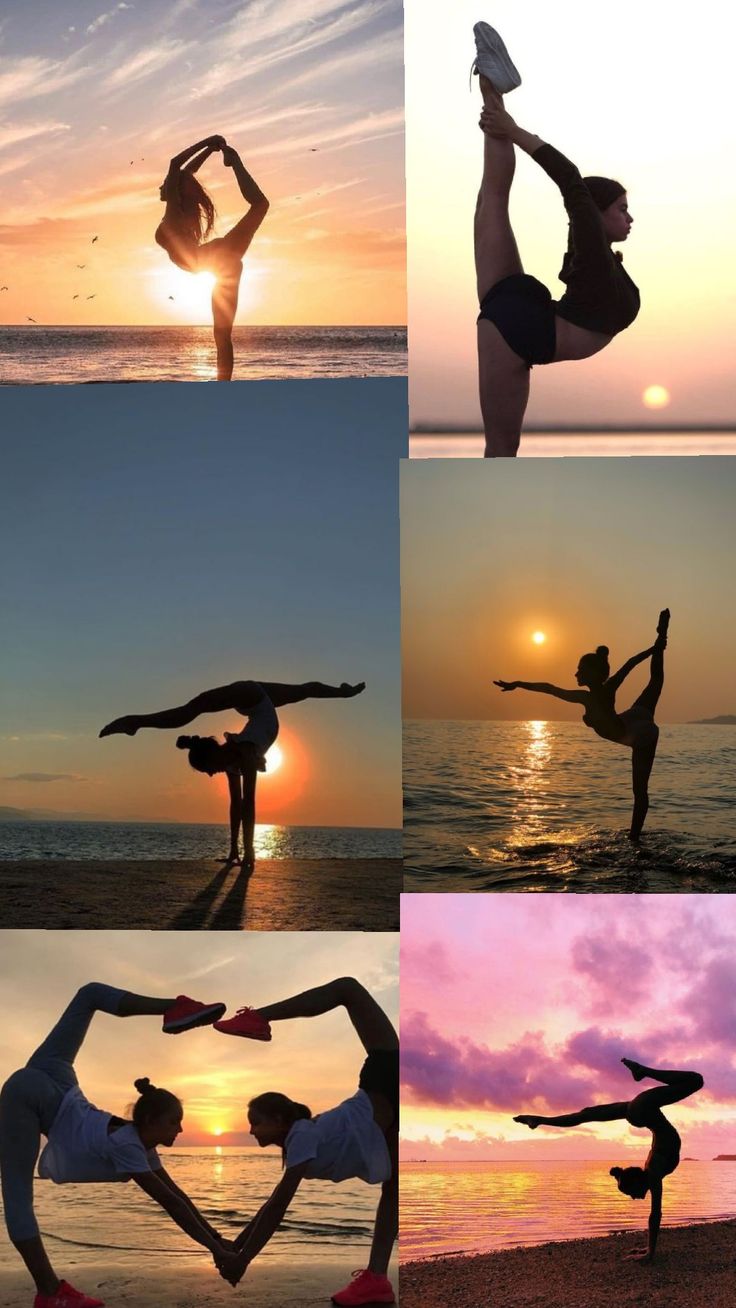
[494,680,586,704]
[625,1178,662,1262]
[169,136,225,172]
[150,1166,224,1243]
[183,144,220,175]
[133,1171,225,1254]
[217,1165,308,1284]
[606,648,655,694]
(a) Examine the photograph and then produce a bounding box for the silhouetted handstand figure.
[514,1058,704,1262]
[494,609,669,841]
[155,135,269,380]
[472,23,639,456]
[100,679,365,869]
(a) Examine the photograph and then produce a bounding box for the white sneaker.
[472,22,522,94]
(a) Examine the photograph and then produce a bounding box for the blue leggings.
[0,983,125,1241]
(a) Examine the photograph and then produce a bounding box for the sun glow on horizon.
[531,631,547,645]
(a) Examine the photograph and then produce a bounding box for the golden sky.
[0,1,405,326]
[0,930,398,1148]
[401,459,736,722]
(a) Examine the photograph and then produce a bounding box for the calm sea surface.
[404,721,736,891]
[0,1147,375,1271]
[400,1159,736,1261]
[0,821,400,862]
[0,325,406,385]
[410,431,736,458]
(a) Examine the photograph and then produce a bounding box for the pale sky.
[401,459,735,722]
[0,929,398,1147]
[405,0,736,427]
[401,895,736,1162]
[0,0,405,327]
[0,380,403,828]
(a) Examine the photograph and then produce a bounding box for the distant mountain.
[714,1154,736,1160]
[0,805,108,822]
[688,715,736,725]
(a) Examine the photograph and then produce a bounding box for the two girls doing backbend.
[495,609,669,841]
[515,1058,704,1262]
[472,23,640,456]
[0,979,398,1308]
[155,134,269,380]
[0,983,233,1308]
[100,677,365,870]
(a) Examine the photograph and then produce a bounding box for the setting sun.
[531,631,547,645]
[642,384,671,410]
[265,743,284,774]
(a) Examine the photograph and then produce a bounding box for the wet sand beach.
[0,858,400,930]
[0,1259,400,1308]
[400,1219,736,1308]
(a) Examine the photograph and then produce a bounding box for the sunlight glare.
[532,631,546,645]
[642,384,671,410]
[265,743,283,774]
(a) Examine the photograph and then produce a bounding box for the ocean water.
[410,431,736,458]
[400,1159,736,1261]
[0,325,406,385]
[0,821,400,862]
[403,720,736,891]
[0,1147,375,1272]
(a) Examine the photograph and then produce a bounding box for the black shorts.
[359,1048,399,1125]
[478,274,557,367]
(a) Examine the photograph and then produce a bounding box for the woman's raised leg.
[623,1058,703,1112]
[258,680,366,707]
[515,1101,629,1128]
[257,977,398,1053]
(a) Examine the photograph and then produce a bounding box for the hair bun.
[134,1076,155,1095]
[596,646,609,658]
[609,1166,622,1178]
[176,735,195,749]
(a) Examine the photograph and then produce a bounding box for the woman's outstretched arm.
[494,680,587,704]
[150,1167,224,1243]
[132,1171,226,1254]
[216,1164,310,1284]
[606,647,655,694]
[183,143,220,175]
[624,1178,662,1262]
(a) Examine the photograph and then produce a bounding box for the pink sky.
[400,895,736,1162]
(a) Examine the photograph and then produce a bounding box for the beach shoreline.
[0,858,400,930]
[400,1219,736,1307]
[0,1257,399,1307]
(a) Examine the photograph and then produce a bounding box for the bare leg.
[211,264,241,381]
[515,1101,629,1129]
[256,977,398,1053]
[623,1059,703,1112]
[241,765,256,868]
[367,1127,398,1276]
[630,744,656,842]
[258,679,366,707]
[475,77,531,457]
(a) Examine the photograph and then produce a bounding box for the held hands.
[479,104,517,138]
[493,680,518,692]
[208,135,227,150]
[214,1247,247,1286]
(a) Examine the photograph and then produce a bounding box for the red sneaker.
[34,1282,105,1308]
[162,995,226,1034]
[331,1270,395,1305]
[213,1007,272,1040]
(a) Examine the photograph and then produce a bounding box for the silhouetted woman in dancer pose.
[471,23,639,455]
[514,1058,704,1262]
[494,609,669,841]
[211,977,398,1307]
[100,678,365,869]
[0,983,233,1308]
[156,135,269,380]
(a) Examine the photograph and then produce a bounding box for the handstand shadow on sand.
[100,678,365,871]
[155,135,269,380]
[471,23,640,456]
[515,1058,704,1262]
[495,609,669,841]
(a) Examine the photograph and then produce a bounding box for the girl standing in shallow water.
[155,134,269,380]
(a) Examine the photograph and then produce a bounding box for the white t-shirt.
[284,1089,391,1184]
[38,1086,160,1184]
[226,685,279,753]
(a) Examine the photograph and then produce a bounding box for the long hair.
[169,171,216,244]
[249,1091,312,1166]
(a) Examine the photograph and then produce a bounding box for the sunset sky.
[0,380,403,829]
[401,895,736,1162]
[0,0,405,326]
[401,459,735,722]
[405,0,736,427]
[0,929,398,1147]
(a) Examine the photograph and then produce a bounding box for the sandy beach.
[0,859,400,930]
[0,1258,400,1307]
[400,1220,736,1308]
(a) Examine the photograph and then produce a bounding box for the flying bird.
[91,236,98,243]
[168,295,174,300]
[86,294,96,300]
[0,285,8,291]
[27,316,37,323]
[72,294,79,300]
[76,264,86,269]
